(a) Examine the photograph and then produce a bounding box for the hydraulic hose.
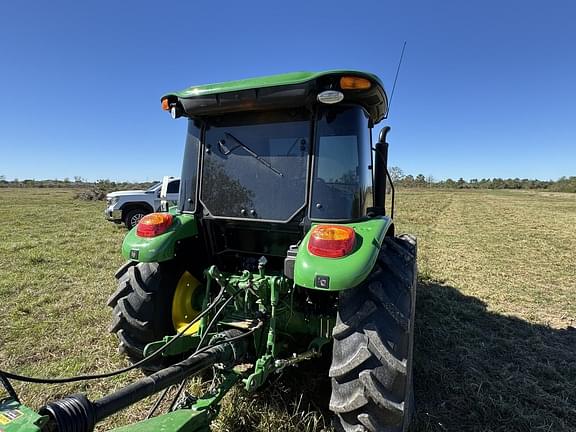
[94,340,237,421]
[39,328,255,432]
[0,284,226,384]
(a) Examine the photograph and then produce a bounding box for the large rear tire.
[330,234,417,432]
[107,261,201,372]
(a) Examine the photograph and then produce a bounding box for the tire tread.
[108,261,181,372]
[330,235,417,432]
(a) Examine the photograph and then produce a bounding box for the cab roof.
[162,70,389,124]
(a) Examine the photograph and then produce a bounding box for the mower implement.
[3,70,417,432]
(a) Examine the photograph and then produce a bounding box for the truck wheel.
[124,208,147,229]
[329,235,417,432]
[107,261,203,372]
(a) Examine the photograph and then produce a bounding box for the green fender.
[294,217,392,291]
[121,212,198,262]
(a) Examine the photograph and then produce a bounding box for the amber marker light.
[136,213,174,237]
[161,98,170,111]
[340,76,372,90]
[308,225,356,258]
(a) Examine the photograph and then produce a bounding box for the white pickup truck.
[104,177,180,228]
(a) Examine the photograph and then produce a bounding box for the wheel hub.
[172,271,202,334]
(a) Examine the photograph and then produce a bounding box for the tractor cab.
[162,71,392,273]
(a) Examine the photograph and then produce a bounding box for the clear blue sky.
[1,1,574,182]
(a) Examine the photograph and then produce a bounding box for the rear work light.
[340,76,372,90]
[308,225,356,258]
[136,213,173,237]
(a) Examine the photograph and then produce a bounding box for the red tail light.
[136,213,173,237]
[308,225,356,258]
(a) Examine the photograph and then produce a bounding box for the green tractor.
[0,71,417,432]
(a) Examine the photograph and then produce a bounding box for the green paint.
[143,334,200,358]
[125,363,248,430]
[0,399,47,432]
[277,309,335,338]
[163,70,383,100]
[111,409,209,432]
[111,372,241,432]
[190,371,241,412]
[244,276,280,391]
[121,213,198,262]
[294,217,393,291]
[244,354,273,391]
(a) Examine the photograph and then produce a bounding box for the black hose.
[93,345,228,421]
[40,326,260,432]
[149,290,241,418]
[0,285,226,384]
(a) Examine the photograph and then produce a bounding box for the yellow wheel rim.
[171,271,202,335]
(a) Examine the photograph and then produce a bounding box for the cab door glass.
[311,106,371,220]
[179,121,201,212]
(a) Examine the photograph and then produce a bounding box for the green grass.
[1,188,575,431]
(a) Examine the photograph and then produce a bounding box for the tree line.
[0,177,157,200]
[1,172,575,193]
[388,168,576,193]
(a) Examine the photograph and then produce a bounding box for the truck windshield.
[201,110,310,221]
[146,183,161,192]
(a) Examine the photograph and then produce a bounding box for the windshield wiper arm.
[219,133,284,177]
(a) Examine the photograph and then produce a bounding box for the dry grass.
[395,189,576,431]
[1,187,575,431]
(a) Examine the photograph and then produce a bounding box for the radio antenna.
[386,41,407,118]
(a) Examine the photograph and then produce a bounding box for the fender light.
[161,98,170,111]
[340,76,372,90]
[308,225,356,258]
[136,213,173,237]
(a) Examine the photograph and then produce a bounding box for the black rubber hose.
[0,285,226,384]
[39,328,254,432]
[94,343,230,421]
[147,290,242,419]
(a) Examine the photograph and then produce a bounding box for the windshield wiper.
[217,132,284,177]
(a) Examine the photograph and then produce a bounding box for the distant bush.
[74,187,107,201]
[0,178,156,200]
[548,176,576,193]
[74,179,156,201]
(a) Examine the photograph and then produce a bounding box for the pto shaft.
[40,330,247,432]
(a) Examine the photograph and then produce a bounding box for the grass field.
[1,187,575,431]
